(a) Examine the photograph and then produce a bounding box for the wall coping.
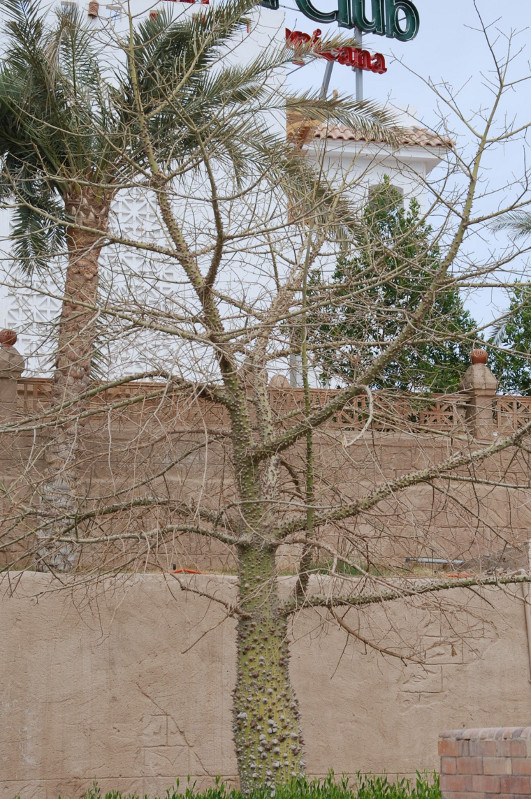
[440,727,531,741]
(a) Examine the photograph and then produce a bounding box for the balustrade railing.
[14,377,531,435]
[494,395,531,434]
[268,387,468,432]
[11,377,474,433]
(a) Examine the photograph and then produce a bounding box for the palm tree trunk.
[36,187,111,572]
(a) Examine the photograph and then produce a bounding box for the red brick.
[483,756,512,775]
[497,739,527,757]
[440,774,472,792]
[500,775,531,794]
[443,794,477,799]
[471,774,501,792]
[457,756,484,774]
[469,740,497,757]
[439,739,469,757]
[511,740,527,757]
[441,756,457,774]
[512,758,531,775]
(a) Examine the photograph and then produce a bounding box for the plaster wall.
[1,573,530,799]
[3,392,531,573]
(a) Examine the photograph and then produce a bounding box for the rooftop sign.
[263,0,419,41]
[286,28,387,73]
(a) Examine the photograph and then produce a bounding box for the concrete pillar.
[0,330,25,422]
[269,374,291,388]
[458,348,497,440]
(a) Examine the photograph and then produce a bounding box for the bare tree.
[2,4,531,793]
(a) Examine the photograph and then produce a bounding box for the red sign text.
[286,28,387,74]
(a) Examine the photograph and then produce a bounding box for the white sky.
[282,0,531,329]
[284,0,531,119]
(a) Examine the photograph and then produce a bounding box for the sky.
[283,0,531,121]
[281,0,531,329]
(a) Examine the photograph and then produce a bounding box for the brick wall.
[439,728,531,798]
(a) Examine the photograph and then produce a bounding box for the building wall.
[1,573,530,799]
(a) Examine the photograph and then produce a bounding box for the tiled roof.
[312,121,453,149]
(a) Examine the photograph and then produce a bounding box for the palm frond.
[12,202,65,274]
[493,211,531,239]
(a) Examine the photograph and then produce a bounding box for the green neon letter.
[337,0,353,28]
[294,0,337,25]
[384,0,419,40]
[352,0,384,35]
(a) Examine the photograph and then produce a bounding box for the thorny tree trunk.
[229,384,305,792]
[37,187,111,572]
[234,545,305,793]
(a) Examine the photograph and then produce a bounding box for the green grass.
[66,773,440,799]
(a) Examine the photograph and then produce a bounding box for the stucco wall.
[3,375,531,577]
[3,420,531,574]
[1,573,530,799]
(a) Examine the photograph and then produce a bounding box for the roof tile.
[312,121,453,148]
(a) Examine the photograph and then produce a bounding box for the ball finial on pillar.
[459,348,497,440]
[470,348,488,365]
[0,330,18,348]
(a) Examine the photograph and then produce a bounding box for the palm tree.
[0,0,389,571]
[0,1,121,570]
